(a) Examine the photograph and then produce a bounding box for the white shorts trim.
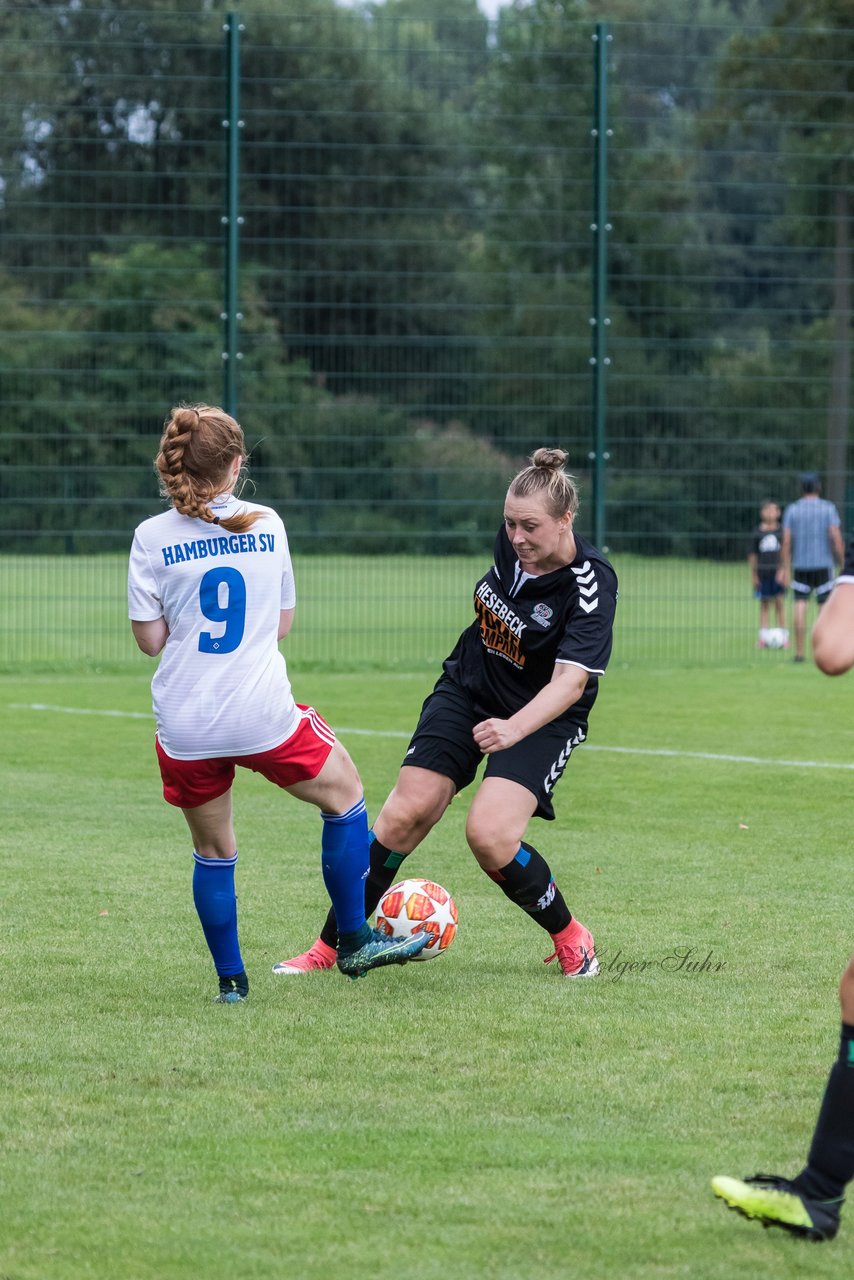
[302,705,336,749]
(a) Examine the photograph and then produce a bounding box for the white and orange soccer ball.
[375,878,458,960]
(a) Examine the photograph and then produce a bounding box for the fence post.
[222,13,243,416]
[590,22,611,548]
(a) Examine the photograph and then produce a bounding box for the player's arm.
[830,522,844,566]
[813,581,854,676]
[472,663,588,754]
[278,607,295,640]
[777,527,792,585]
[747,549,758,586]
[131,618,169,656]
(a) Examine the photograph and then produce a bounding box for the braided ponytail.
[155,404,263,533]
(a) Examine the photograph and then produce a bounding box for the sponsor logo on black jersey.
[474,579,527,667]
[531,602,553,628]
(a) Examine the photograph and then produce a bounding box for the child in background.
[749,500,787,648]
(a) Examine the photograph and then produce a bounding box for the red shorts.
[155,705,336,808]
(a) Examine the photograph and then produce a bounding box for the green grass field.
[2,655,853,1279]
[2,552,770,672]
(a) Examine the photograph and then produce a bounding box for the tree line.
[0,0,850,555]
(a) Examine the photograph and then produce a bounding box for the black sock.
[485,841,571,934]
[318,838,409,948]
[792,1023,854,1205]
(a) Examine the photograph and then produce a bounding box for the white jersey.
[127,493,299,759]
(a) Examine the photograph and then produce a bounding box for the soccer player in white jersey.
[276,448,618,979]
[128,404,426,1001]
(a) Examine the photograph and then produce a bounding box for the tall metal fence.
[1,1,850,668]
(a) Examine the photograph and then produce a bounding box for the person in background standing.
[778,472,843,663]
[748,499,786,647]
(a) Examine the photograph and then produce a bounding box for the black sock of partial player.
[486,842,572,934]
[791,1023,854,1206]
[318,839,409,949]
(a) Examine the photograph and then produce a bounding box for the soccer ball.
[760,626,789,650]
[375,878,458,960]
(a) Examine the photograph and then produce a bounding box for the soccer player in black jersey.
[711,537,854,1242]
[275,448,618,978]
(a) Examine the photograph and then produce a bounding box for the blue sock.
[320,798,370,943]
[192,851,245,977]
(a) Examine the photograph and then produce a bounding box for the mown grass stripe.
[11,702,854,771]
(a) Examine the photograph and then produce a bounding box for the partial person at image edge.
[711,531,854,1241]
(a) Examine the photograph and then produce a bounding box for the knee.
[465,811,521,869]
[378,791,437,849]
[813,639,849,676]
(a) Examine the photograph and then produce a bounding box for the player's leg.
[284,740,429,977]
[787,954,854,1217]
[759,597,769,634]
[182,788,249,1003]
[711,952,854,1240]
[773,585,786,630]
[840,951,854,1022]
[816,573,834,611]
[466,772,598,979]
[154,738,247,1001]
[275,764,456,973]
[366,764,457,900]
[326,765,456,945]
[285,736,367,943]
[792,588,809,660]
[274,678,478,974]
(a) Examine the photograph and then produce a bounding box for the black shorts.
[401,675,588,821]
[791,568,834,601]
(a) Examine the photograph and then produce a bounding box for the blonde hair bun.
[530,447,569,471]
[508,447,578,518]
